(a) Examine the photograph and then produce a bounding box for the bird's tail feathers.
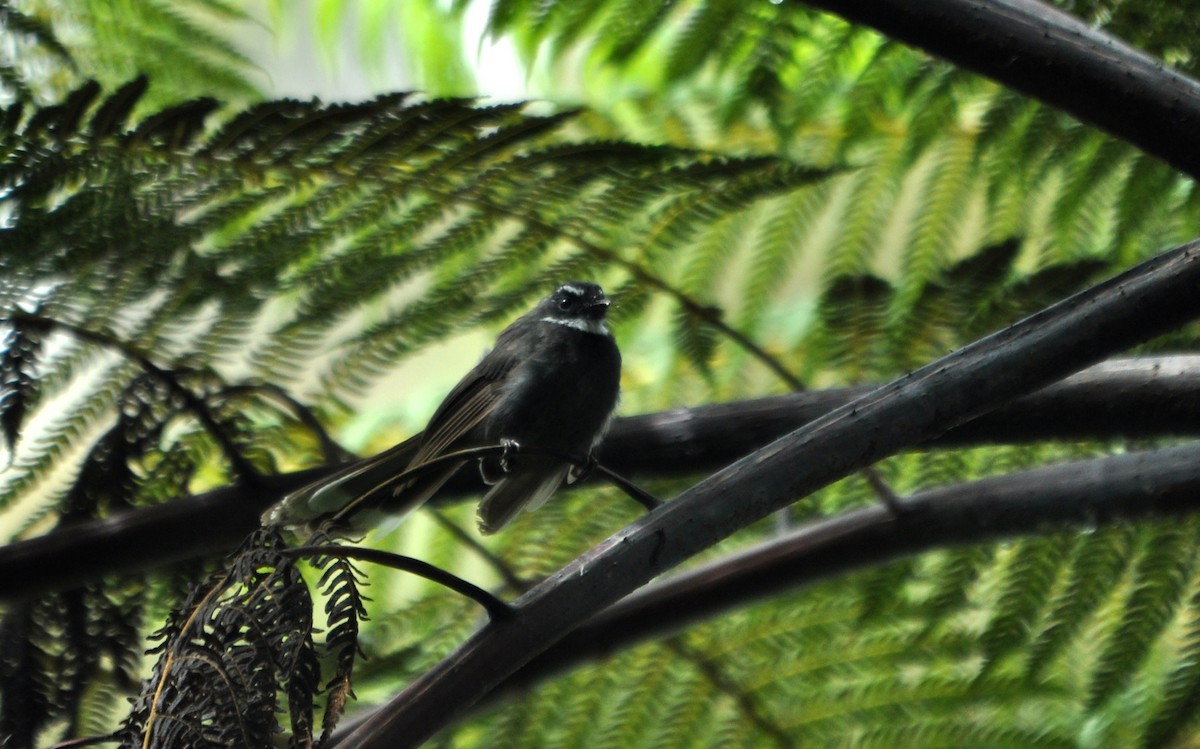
[476,463,569,534]
[262,434,452,531]
[329,459,462,534]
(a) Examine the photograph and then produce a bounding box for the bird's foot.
[567,452,597,484]
[499,438,521,474]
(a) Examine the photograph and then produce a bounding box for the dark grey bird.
[263,281,622,534]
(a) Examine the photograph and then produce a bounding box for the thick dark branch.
[493,442,1200,698]
[335,439,1200,737]
[608,355,1200,478]
[335,241,1200,748]
[0,470,323,600]
[2,355,1200,600]
[792,0,1200,179]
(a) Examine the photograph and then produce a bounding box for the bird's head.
[538,281,611,325]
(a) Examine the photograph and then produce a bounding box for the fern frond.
[977,536,1074,676]
[0,317,43,457]
[1,80,833,498]
[1086,520,1200,711]
[1024,525,1135,682]
[785,673,1065,736]
[664,0,740,82]
[118,529,320,748]
[855,558,918,623]
[1111,154,1178,255]
[852,721,1076,749]
[597,0,672,65]
[1141,568,1200,748]
[918,546,996,640]
[811,273,893,380]
[0,362,133,518]
[314,539,370,741]
[14,0,258,105]
[0,3,72,64]
[0,580,148,744]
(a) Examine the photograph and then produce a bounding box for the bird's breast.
[485,328,620,451]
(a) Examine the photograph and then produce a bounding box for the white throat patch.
[540,316,610,336]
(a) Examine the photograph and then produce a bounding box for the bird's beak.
[585,296,610,319]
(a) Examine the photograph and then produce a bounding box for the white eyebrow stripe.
[540,316,610,335]
[559,284,587,296]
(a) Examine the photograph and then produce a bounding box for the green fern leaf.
[1087,521,1200,711]
[0,318,42,456]
[1141,570,1200,748]
[978,536,1074,675]
[1024,525,1135,682]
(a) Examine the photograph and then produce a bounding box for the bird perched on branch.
[264,281,622,534]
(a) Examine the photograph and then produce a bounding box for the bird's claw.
[567,452,597,484]
[499,438,521,474]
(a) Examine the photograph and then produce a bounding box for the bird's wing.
[325,345,520,524]
[262,324,527,531]
[409,382,499,466]
[264,371,504,530]
[409,333,523,466]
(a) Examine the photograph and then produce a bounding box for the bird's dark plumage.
[263,281,621,534]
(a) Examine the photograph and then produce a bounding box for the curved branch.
[494,441,1200,698]
[3,355,1200,600]
[792,0,1200,179]
[332,438,1200,740]
[281,546,511,621]
[335,240,1200,748]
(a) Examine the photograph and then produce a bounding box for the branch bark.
[792,0,1200,180]
[492,442,1200,699]
[333,438,1200,739]
[334,240,1200,748]
[3,355,1199,601]
[2,355,1200,601]
[610,355,1200,477]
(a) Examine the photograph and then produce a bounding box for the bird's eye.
[558,298,572,310]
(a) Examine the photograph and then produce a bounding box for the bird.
[263,281,622,534]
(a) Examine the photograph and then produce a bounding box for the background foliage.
[2,0,1200,746]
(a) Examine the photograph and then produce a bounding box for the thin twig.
[429,509,530,593]
[218,382,354,464]
[588,463,663,511]
[282,545,511,621]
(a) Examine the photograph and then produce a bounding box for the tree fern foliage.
[396,0,1200,364]
[0,317,41,456]
[117,529,322,748]
[0,76,835,744]
[5,2,1200,748]
[0,76,833,510]
[6,0,259,105]
[0,2,73,103]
